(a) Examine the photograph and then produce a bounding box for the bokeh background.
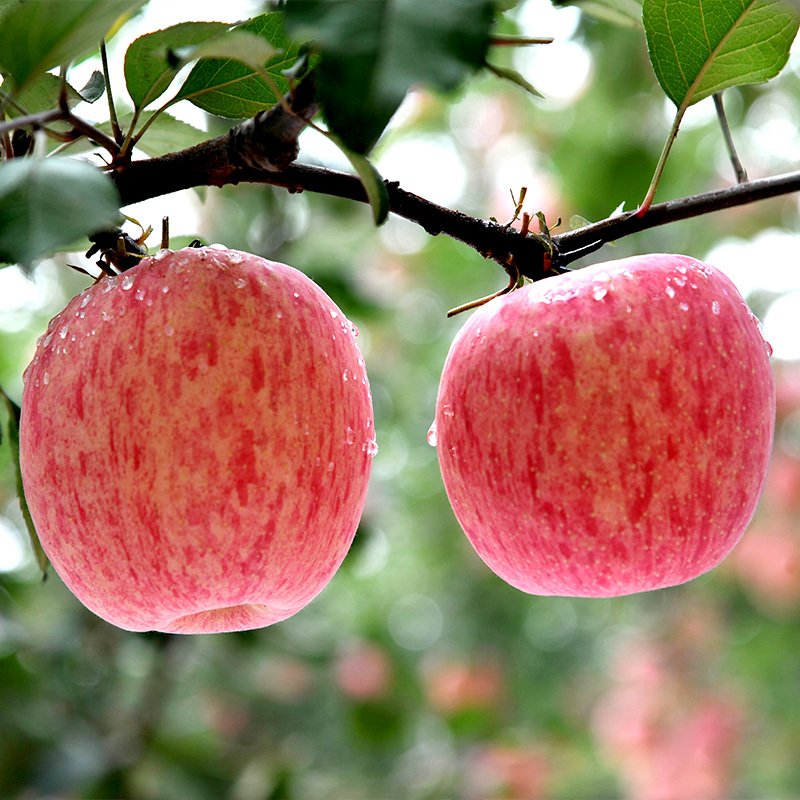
[1,2,799,798]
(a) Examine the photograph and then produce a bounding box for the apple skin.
[20,246,375,633]
[434,254,775,597]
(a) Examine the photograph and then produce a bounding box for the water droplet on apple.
[330,310,339,320]
[101,310,112,322]
[58,324,69,340]
[592,285,608,301]
[679,302,689,312]
[345,426,356,445]
[764,340,774,357]
[42,372,49,385]
[233,277,247,289]
[161,285,170,294]
[42,333,53,348]
[121,274,135,291]
[101,276,118,293]
[327,461,335,472]
[426,421,438,447]
[711,300,721,315]
[293,292,300,299]
[442,404,455,417]
[673,275,687,287]
[134,288,146,301]
[164,324,175,337]
[228,251,243,264]
[208,243,228,251]
[153,248,171,261]
[342,369,349,382]
[349,322,359,337]
[665,286,676,299]
[276,311,283,320]
[363,438,379,457]
[79,293,92,308]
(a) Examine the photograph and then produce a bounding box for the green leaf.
[110,111,207,157]
[77,69,106,103]
[124,21,229,110]
[1,388,49,578]
[643,0,800,109]
[553,0,643,28]
[0,0,145,92]
[486,63,544,97]
[285,0,494,154]
[339,142,391,225]
[4,73,82,116]
[171,31,277,73]
[0,158,120,269]
[174,13,301,120]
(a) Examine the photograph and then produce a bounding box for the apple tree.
[1,1,800,798]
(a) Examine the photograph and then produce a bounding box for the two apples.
[18,247,775,632]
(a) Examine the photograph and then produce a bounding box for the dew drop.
[101,310,112,322]
[673,275,687,287]
[342,369,350,382]
[121,274,135,291]
[42,333,53,348]
[276,311,283,320]
[441,404,455,418]
[327,461,335,472]
[363,438,379,457]
[764,340,774,357]
[228,251,243,264]
[79,293,92,308]
[58,324,69,340]
[665,286,676,299]
[293,292,300,299]
[330,310,339,320]
[233,277,247,289]
[711,300,721,315]
[153,248,171,261]
[208,243,228,251]
[164,324,175,337]
[678,302,689,312]
[592,285,608,301]
[349,322,359,337]
[101,276,118,293]
[426,421,438,447]
[134,288,146,301]
[345,426,356,445]
[42,372,49,386]
[161,285,170,294]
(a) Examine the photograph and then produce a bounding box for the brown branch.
[109,73,800,281]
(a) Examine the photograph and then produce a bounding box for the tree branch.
[110,86,800,281]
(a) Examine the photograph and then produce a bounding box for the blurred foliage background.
[1,1,800,798]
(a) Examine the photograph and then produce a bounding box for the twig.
[713,92,748,184]
[100,39,124,145]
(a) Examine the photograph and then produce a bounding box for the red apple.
[20,246,376,633]
[433,254,775,596]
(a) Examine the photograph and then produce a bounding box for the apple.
[433,254,775,597]
[20,246,376,633]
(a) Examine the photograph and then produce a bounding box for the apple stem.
[447,272,519,318]
[713,92,748,184]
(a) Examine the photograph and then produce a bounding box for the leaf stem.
[713,92,748,184]
[638,105,685,216]
[100,39,123,145]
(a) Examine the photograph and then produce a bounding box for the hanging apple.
[20,246,376,633]
[433,254,775,597]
